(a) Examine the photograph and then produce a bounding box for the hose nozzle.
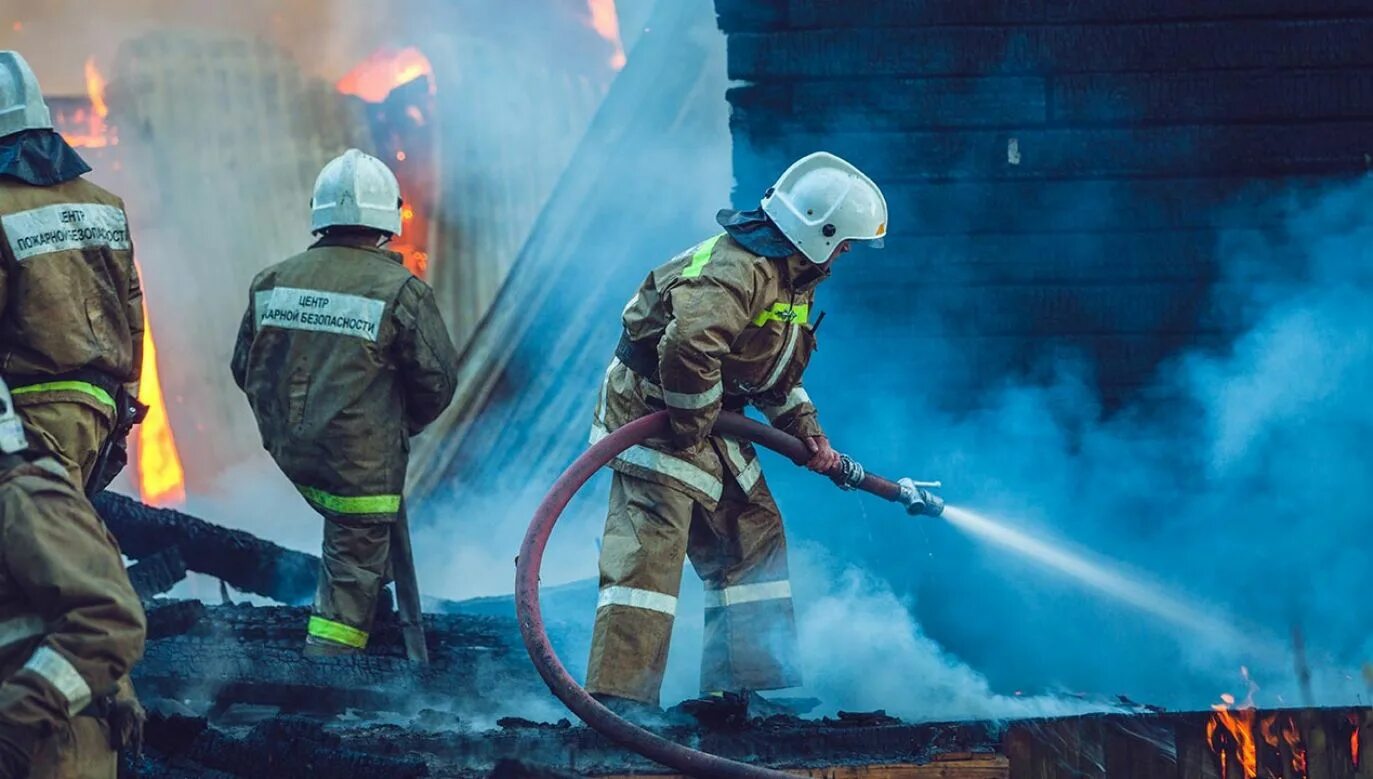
[897,477,944,518]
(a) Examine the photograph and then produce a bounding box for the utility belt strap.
[615,330,661,384]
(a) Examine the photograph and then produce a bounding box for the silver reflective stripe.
[759,324,800,393]
[257,286,387,342]
[2,203,130,262]
[720,436,762,493]
[591,423,723,500]
[662,382,722,411]
[756,386,811,422]
[22,646,92,715]
[592,358,620,432]
[704,580,792,609]
[0,615,44,649]
[597,586,677,616]
[253,290,273,327]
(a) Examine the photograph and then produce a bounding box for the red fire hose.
[515,410,941,778]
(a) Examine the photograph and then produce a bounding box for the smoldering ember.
[0,1,1371,778]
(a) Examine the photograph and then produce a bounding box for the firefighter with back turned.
[232,149,459,656]
[586,152,889,720]
[0,51,146,495]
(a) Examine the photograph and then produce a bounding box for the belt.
[615,331,660,384]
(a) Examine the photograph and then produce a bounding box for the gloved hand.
[804,435,840,474]
[107,691,145,756]
[0,723,35,779]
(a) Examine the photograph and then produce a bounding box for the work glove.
[803,435,840,474]
[0,722,35,779]
[107,685,145,756]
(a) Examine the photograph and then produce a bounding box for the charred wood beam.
[126,547,189,600]
[94,491,318,605]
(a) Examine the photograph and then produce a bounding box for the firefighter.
[586,151,887,714]
[0,377,147,779]
[231,148,459,656]
[0,51,144,494]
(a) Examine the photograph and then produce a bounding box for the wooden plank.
[1175,712,1223,779]
[728,77,1048,131]
[1052,69,1373,124]
[1357,708,1373,779]
[1044,0,1373,23]
[736,122,1373,180]
[726,20,1373,79]
[1102,716,1179,779]
[594,755,1010,778]
[788,0,1046,28]
[714,0,789,33]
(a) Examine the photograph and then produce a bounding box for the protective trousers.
[27,713,115,779]
[15,402,112,489]
[306,518,392,654]
[586,465,801,706]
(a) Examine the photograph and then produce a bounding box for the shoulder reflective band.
[10,381,116,409]
[680,233,725,279]
[297,485,401,515]
[307,615,369,649]
[662,382,722,411]
[2,202,130,262]
[22,646,92,716]
[597,586,678,616]
[752,301,809,327]
[0,615,44,649]
[703,580,792,609]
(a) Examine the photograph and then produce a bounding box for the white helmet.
[310,149,403,236]
[761,151,887,264]
[0,51,53,139]
[0,378,28,455]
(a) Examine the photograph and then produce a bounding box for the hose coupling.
[831,453,865,491]
[897,477,945,518]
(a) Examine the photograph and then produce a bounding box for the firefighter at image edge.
[231,148,459,656]
[0,376,147,779]
[0,51,146,495]
[0,50,151,770]
[586,151,888,719]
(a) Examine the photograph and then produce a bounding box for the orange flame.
[135,298,186,506]
[336,47,435,103]
[1351,713,1361,768]
[63,58,116,148]
[1208,695,1257,779]
[588,0,627,70]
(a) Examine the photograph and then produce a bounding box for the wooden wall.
[714,0,1373,406]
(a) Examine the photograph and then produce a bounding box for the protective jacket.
[0,175,142,415]
[594,233,826,509]
[231,237,458,520]
[0,456,146,778]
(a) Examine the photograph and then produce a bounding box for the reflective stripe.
[10,381,115,409]
[597,586,677,616]
[593,358,619,427]
[0,616,44,649]
[257,286,387,342]
[680,233,724,279]
[22,647,91,715]
[703,580,792,609]
[307,616,369,649]
[751,302,810,327]
[719,436,762,494]
[297,485,401,515]
[756,386,811,422]
[758,324,801,394]
[2,203,130,262]
[662,382,722,411]
[591,422,723,501]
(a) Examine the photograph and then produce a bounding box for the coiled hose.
[515,410,941,778]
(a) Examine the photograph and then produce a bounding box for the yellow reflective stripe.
[10,381,115,408]
[680,233,725,279]
[307,616,369,649]
[751,302,809,327]
[297,485,401,515]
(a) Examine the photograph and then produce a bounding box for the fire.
[1352,713,1361,768]
[62,58,117,148]
[134,297,186,506]
[587,0,627,70]
[335,47,435,103]
[1208,694,1259,778]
